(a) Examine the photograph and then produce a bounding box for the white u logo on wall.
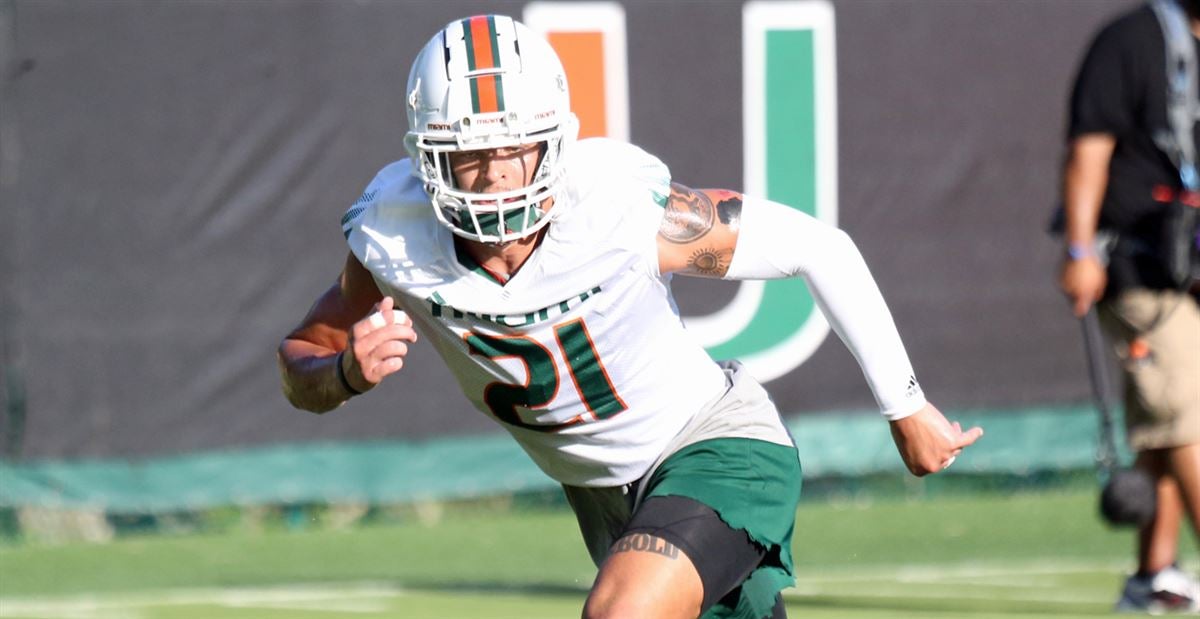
[525,1,838,383]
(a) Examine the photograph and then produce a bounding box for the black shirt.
[1068,5,1198,292]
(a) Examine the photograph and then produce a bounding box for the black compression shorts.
[620,494,787,618]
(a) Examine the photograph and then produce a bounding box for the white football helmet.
[405,15,579,244]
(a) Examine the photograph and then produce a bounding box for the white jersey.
[343,139,730,487]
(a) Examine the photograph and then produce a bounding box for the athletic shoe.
[1115,566,1200,614]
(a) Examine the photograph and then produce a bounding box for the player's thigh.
[584,529,703,619]
[584,495,767,619]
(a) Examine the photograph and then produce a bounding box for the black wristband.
[335,351,364,396]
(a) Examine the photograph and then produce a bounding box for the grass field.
[1,488,1197,618]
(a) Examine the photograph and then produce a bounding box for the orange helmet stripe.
[463,15,504,113]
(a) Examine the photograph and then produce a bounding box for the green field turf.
[1,488,1196,618]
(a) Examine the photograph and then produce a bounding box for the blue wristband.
[1066,243,1097,261]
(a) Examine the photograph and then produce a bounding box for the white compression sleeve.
[724,195,927,420]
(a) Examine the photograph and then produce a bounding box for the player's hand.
[1059,256,1106,318]
[342,296,418,392]
[888,403,983,477]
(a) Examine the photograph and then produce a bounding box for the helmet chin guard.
[404,15,579,244]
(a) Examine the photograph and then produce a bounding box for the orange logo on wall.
[524,2,629,141]
[546,31,607,138]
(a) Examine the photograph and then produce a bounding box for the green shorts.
[643,437,803,619]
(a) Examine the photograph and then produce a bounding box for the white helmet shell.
[405,15,579,244]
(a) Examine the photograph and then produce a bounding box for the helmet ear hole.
[403,14,578,244]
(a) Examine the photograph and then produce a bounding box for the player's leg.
[581,520,702,619]
[587,439,799,619]
[582,495,772,619]
[583,363,801,619]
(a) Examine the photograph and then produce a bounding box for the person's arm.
[1059,133,1115,317]
[277,252,417,413]
[657,183,982,476]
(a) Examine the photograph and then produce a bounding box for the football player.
[278,15,982,619]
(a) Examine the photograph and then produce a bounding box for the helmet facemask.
[404,15,578,245]
[410,120,571,244]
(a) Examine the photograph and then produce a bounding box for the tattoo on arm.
[660,183,715,243]
[611,533,680,559]
[687,248,729,276]
[659,185,741,277]
[716,196,742,227]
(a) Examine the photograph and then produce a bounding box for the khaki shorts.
[1099,289,1200,451]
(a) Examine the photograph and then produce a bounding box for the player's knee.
[581,585,630,619]
[580,600,652,619]
[582,587,696,619]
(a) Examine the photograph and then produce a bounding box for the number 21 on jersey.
[463,317,627,432]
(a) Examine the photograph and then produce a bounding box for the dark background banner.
[0,0,1135,458]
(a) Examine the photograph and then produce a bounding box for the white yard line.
[787,581,1105,604]
[0,583,404,618]
[0,560,1163,619]
[792,558,1131,584]
[0,607,143,619]
[783,558,1139,605]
